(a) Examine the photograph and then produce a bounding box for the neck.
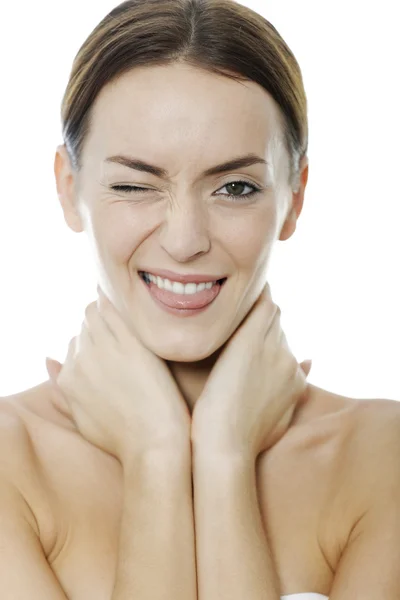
[166,346,224,414]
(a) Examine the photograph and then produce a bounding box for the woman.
[1,0,399,598]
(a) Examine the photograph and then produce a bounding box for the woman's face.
[55,63,308,362]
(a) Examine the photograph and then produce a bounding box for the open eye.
[215,180,262,201]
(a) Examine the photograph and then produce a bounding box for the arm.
[327,400,400,599]
[192,447,280,600]
[112,447,197,600]
[0,478,68,599]
[0,407,68,599]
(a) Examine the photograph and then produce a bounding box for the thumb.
[45,357,71,417]
[45,357,63,383]
[300,359,312,377]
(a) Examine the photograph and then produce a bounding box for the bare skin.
[54,62,309,413]
[1,378,366,598]
[3,62,397,598]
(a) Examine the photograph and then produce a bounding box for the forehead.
[85,63,284,166]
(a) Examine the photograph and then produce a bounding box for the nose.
[158,198,211,261]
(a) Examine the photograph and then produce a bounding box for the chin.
[146,336,223,363]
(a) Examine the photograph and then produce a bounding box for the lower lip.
[139,274,226,317]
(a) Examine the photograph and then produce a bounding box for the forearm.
[112,448,197,600]
[193,449,280,600]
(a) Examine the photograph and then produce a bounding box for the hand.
[45,287,191,462]
[192,283,312,459]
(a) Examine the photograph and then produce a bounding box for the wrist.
[192,433,255,467]
[121,439,192,471]
[192,447,256,488]
[192,420,254,463]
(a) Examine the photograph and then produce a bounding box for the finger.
[290,361,309,400]
[95,286,132,344]
[45,357,72,417]
[57,335,93,410]
[62,336,78,373]
[261,307,294,373]
[236,283,276,338]
[78,315,99,361]
[47,337,76,391]
[84,300,117,343]
[259,282,273,304]
[262,303,282,342]
[45,357,62,383]
[256,284,281,335]
[251,282,273,313]
[300,359,312,377]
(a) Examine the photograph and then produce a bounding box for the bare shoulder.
[0,385,73,556]
[1,381,123,560]
[339,395,400,508]
[326,393,400,508]
[0,398,41,533]
[346,393,400,447]
[308,389,400,571]
[0,397,38,474]
[257,384,400,592]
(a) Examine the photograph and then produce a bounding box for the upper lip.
[139,269,227,284]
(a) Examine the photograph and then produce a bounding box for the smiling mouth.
[138,271,228,312]
[138,271,227,287]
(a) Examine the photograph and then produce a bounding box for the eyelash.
[110,180,262,202]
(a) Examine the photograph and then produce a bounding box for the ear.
[54,144,84,233]
[279,155,309,242]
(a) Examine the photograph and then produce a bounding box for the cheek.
[220,210,277,266]
[87,201,278,268]
[87,205,146,264]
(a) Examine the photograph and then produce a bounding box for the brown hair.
[60,0,308,189]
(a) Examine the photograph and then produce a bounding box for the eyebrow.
[104,153,268,179]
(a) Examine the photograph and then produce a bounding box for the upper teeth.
[143,272,218,295]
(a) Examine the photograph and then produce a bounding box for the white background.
[0,0,398,400]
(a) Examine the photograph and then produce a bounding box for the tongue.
[148,280,222,309]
